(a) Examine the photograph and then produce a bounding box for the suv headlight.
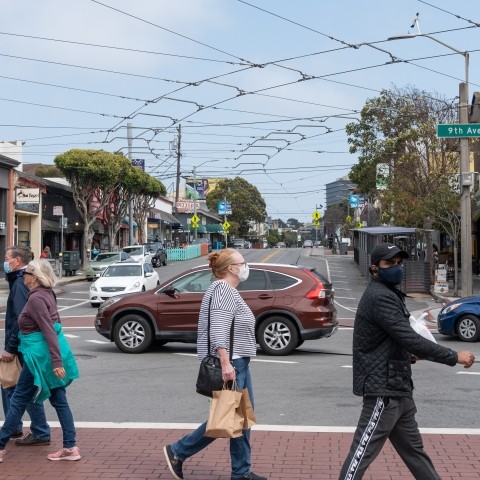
[128,281,141,291]
[90,283,98,292]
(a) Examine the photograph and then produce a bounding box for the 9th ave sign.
[437,123,480,138]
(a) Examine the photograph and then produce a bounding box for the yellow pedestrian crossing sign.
[191,214,200,228]
[222,221,231,233]
[313,221,320,227]
[312,210,321,221]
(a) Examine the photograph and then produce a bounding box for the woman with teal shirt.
[0,259,80,463]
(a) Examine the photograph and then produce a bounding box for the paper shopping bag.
[205,384,244,438]
[239,388,256,430]
[0,357,22,388]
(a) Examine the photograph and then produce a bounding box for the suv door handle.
[257,294,274,299]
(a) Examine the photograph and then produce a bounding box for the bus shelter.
[352,226,434,294]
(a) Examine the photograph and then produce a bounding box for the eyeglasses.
[231,261,247,267]
[24,271,34,276]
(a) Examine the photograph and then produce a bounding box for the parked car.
[437,296,480,342]
[191,238,212,252]
[244,241,252,249]
[122,245,154,264]
[314,241,322,247]
[85,251,133,281]
[274,242,286,248]
[303,240,314,248]
[233,238,245,249]
[144,242,167,267]
[95,263,338,355]
[90,262,160,308]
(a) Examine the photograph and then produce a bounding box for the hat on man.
[370,242,409,265]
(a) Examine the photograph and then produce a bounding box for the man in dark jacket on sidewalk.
[338,243,475,480]
[2,246,51,445]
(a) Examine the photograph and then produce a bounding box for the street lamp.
[388,33,472,296]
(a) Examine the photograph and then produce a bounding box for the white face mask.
[237,263,249,282]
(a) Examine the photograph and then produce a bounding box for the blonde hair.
[27,259,57,289]
[208,248,238,279]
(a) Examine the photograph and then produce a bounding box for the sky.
[1,0,479,223]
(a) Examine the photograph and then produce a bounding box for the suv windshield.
[123,247,143,256]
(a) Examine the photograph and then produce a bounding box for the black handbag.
[196,290,234,397]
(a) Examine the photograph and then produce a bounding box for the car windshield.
[123,247,143,256]
[93,253,118,262]
[103,265,142,277]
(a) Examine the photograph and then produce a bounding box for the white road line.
[334,296,356,300]
[58,300,91,311]
[174,353,297,364]
[342,365,353,368]
[86,339,109,344]
[64,334,80,338]
[335,299,357,313]
[457,371,480,375]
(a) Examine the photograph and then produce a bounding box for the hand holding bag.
[196,287,235,397]
[205,382,244,438]
[0,356,22,388]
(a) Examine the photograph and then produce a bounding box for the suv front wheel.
[113,315,153,353]
[257,316,298,356]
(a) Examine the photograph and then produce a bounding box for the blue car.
[437,296,480,342]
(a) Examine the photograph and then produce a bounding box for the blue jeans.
[172,357,254,478]
[1,384,50,440]
[0,365,76,450]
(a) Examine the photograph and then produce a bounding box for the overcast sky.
[2,0,479,222]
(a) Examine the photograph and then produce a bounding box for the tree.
[130,170,166,243]
[286,218,300,229]
[205,177,266,236]
[35,165,64,178]
[54,149,131,266]
[424,183,461,295]
[346,85,459,229]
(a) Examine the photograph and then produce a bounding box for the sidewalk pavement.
[1,254,480,479]
[0,424,479,479]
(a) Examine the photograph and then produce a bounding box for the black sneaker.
[14,432,50,446]
[163,445,184,480]
[231,473,267,480]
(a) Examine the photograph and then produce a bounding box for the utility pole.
[174,124,181,214]
[193,165,198,240]
[459,81,472,296]
[127,123,134,245]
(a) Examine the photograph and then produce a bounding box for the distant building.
[325,175,357,208]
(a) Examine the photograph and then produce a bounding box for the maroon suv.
[94,263,337,355]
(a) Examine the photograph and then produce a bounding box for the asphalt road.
[1,248,478,429]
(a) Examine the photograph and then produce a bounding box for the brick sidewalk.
[1,427,479,479]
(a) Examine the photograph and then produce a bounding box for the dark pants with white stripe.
[338,396,441,480]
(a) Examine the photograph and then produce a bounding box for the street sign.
[53,206,63,216]
[222,221,231,233]
[313,221,320,227]
[437,124,480,138]
[312,210,320,220]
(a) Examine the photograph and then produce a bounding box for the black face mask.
[378,265,404,286]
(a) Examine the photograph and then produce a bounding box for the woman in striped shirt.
[164,248,267,480]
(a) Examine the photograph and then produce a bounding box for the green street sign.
[437,124,480,138]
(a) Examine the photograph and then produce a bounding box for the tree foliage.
[205,177,266,236]
[346,85,459,228]
[54,149,131,264]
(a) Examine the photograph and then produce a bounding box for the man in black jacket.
[2,246,50,446]
[339,243,475,480]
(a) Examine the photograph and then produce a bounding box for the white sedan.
[89,262,160,308]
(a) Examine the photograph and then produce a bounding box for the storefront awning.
[188,224,207,233]
[206,223,224,233]
[150,209,182,226]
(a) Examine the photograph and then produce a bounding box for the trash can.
[338,242,348,255]
[61,251,80,276]
[213,241,223,250]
